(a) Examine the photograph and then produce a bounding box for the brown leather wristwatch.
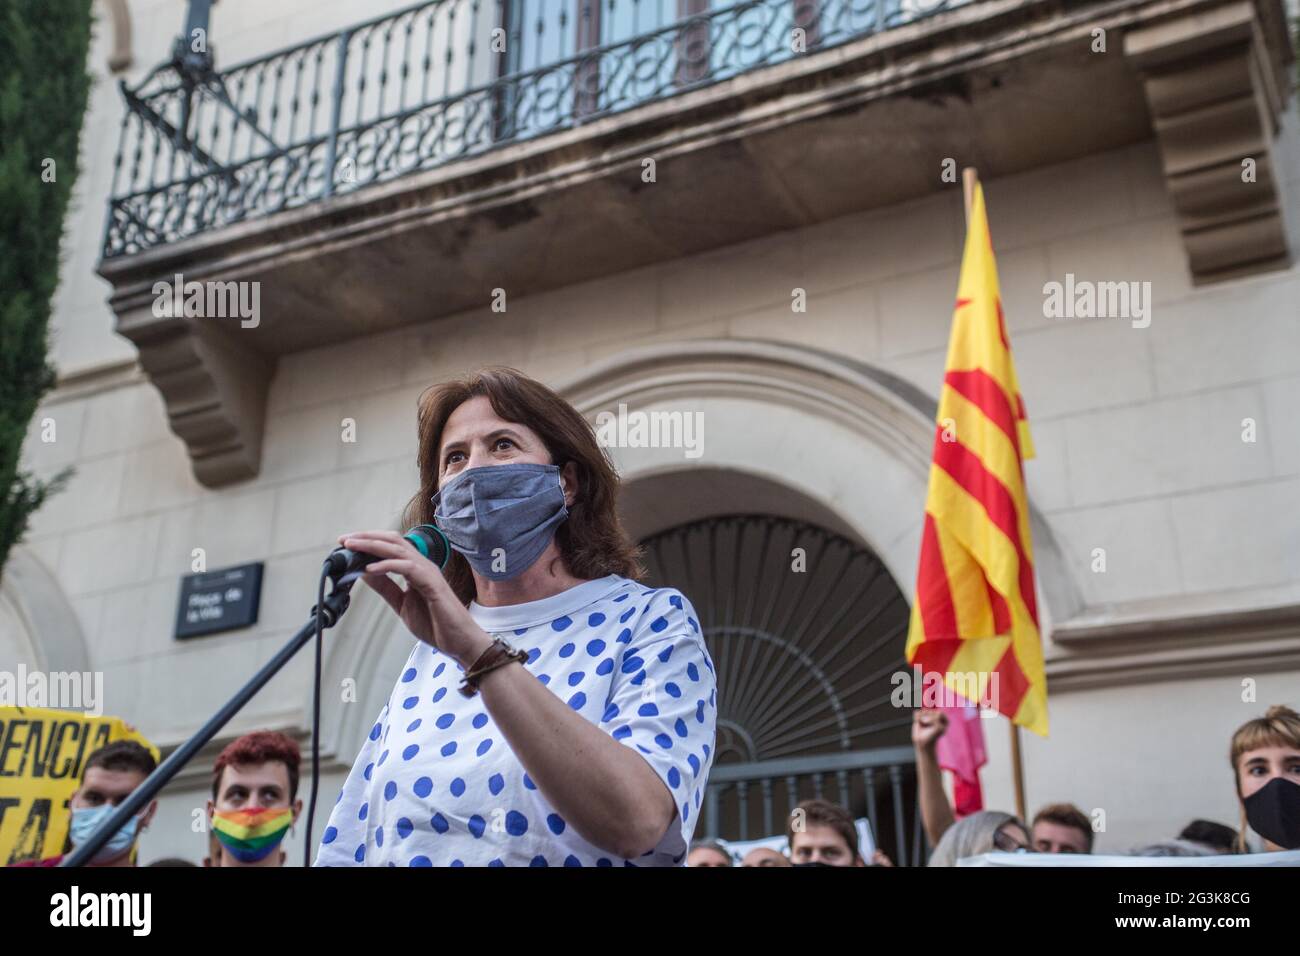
[458,638,528,698]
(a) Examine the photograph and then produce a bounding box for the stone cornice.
[1048,600,1300,691]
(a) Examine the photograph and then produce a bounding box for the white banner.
[958,849,1300,867]
[717,818,876,864]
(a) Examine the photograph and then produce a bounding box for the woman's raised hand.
[339,530,491,667]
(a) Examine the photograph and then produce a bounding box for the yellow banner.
[0,707,158,864]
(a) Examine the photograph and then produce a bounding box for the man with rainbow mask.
[207,731,303,867]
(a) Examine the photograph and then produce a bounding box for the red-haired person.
[207,731,303,866]
[316,368,717,866]
[9,741,158,867]
[1230,705,1300,852]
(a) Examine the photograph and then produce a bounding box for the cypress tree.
[0,0,92,580]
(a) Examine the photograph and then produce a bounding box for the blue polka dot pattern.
[312,578,716,868]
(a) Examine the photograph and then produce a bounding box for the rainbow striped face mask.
[212,807,294,863]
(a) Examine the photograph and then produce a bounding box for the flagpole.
[961,165,1028,824]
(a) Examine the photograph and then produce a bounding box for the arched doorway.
[639,512,921,861]
[558,337,1078,864]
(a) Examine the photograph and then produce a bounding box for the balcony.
[97,0,1295,486]
[104,0,988,258]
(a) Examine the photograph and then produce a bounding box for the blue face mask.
[432,463,569,581]
[69,804,140,864]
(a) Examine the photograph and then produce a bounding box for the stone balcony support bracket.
[115,303,274,488]
[1123,0,1295,282]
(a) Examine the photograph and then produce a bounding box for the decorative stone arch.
[0,547,91,675]
[559,337,1081,628]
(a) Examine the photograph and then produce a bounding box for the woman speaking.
[315,368,717,867]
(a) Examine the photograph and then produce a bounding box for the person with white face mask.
[9,741,158,867]
[315,367,718,867]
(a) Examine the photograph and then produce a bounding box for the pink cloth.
[935,702,988,817]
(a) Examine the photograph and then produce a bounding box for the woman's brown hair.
[1228,704,1300,852]
[402,366,644,605]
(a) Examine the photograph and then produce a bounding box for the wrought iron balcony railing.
[103,0,965,259]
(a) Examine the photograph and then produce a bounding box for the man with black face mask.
[1229,705,1300,852]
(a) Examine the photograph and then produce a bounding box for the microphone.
[324,524,452,584]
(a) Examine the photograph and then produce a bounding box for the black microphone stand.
[59,575,355,868]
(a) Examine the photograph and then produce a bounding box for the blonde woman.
[927,810,1031,866]
[1229,704,1300,852]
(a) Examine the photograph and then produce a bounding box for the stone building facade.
[7,0,1300,861]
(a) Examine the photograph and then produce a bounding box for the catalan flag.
[905,180,1048,736]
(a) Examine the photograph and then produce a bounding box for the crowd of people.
[10,730,303,867]
[5,703,1298,867]
[687,704,1300,867]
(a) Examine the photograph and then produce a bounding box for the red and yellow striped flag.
[904,181,1048,736]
